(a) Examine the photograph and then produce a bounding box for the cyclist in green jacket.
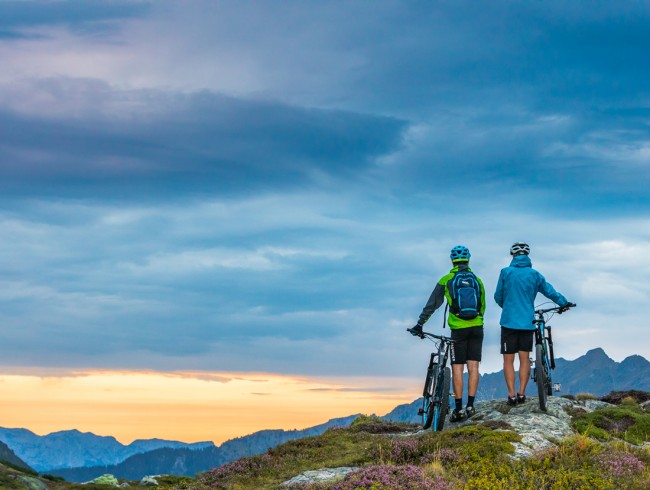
[411,245,486,422]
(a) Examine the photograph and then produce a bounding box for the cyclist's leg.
[517,330,534,396]
[467,360,479,396]
[501,327,518,398]
[518,351,530,395]
[452,363,464,405]
[450,328,468,415]
[466,326,483,398]
[503,354,516,398]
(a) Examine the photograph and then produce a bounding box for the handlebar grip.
[406,327,424,339]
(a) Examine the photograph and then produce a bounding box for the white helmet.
[510,242,530,256]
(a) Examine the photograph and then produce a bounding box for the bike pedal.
[417,408,424,416]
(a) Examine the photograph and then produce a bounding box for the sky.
[1,0,649,444]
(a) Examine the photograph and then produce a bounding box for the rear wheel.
[433,367,451,431]
[422,366,438,429]
[536,343,548,411]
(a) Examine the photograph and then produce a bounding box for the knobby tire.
[435,367,451,431]
[422,365,437,430]
[536,343,548,411]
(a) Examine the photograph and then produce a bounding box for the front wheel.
[535,343,548,411]
[432,367,451,431]
[422,365,437,430]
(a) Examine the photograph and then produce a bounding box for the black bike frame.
[534,305,563,369]
[532,304,575,408]
[409,329,455,430]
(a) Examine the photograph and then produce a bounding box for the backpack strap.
[442,302,448,329]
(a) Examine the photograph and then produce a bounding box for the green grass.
[572,404,650,445]
[4,398,650,489]
[182,413,650,490]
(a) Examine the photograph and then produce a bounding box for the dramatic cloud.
[0,0,649,384]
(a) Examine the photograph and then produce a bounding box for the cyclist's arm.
[538,274,568,307]
[417,282,445,325]
[494,269,505,307]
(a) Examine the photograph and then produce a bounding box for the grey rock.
[139,475,159,486]
[16,475,50,490]
[86,473,120,486]
[282,467,357,486]
[446,396,614,457]
[583,399,611,412]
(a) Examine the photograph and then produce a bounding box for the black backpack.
[447,271,481,320]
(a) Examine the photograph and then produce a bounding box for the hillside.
[49,415,359,482]
[0,440,32,472]
[1,392,648,488]
[124,392,650,489]
[179,392,650,489]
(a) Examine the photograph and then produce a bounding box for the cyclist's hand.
[558,302,576,313]
[408,324,424,338]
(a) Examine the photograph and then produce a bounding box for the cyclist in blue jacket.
[494,242,571,406]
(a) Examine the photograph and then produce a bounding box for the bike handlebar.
[534,302,577,316]
[406,328,455,343]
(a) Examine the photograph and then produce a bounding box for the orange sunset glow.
[0,369,419,445]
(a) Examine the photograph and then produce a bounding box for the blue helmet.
[450,245,470,262]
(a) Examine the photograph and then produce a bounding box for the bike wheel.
[535,343,548,411]
[433,367,451,431]
[422,366,437,430]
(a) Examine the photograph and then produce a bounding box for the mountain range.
[383,347,650,424]
[1,347,647,482]
[0,428,213,472]
[45,415,358,482]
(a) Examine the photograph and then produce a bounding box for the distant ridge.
[383,348,650,424]
[5,348,647,481]
[48,415,359,482]
[0,440,32,472]
[0,428,213,472]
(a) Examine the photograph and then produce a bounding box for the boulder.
[139,475,159,486]
[282,467,357,486]
[88,473,120,486]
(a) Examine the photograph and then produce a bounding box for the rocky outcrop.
[447,395,610,457]
[283,395,614,486]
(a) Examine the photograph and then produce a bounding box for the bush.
[600,390,650,405]
[330,464,455,490]
[572,406,650,445]
[576,393,598,401]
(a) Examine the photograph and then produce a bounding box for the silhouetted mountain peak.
[576,347,615,367]
[620,354,650,370]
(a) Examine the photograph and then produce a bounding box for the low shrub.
[330,464,455,490]
[572,405,650,445]
[600,390,650,405]
[576,392,598,401]
[350,416,416,434]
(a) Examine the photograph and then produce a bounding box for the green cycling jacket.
[417,263,486,329]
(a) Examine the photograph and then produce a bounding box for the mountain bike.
[407,328,455,431]
[532,302,576,411]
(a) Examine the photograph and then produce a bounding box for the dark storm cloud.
[0,0,150,38]
[0,84,407,198]
[1,1,649,375]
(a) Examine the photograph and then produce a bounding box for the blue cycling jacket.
[494,255,568,330]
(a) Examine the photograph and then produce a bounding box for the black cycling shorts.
[450,326,484,364]
[500,327,534,354]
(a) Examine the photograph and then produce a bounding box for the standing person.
[494,242,572,406]
[411,245,486,422]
